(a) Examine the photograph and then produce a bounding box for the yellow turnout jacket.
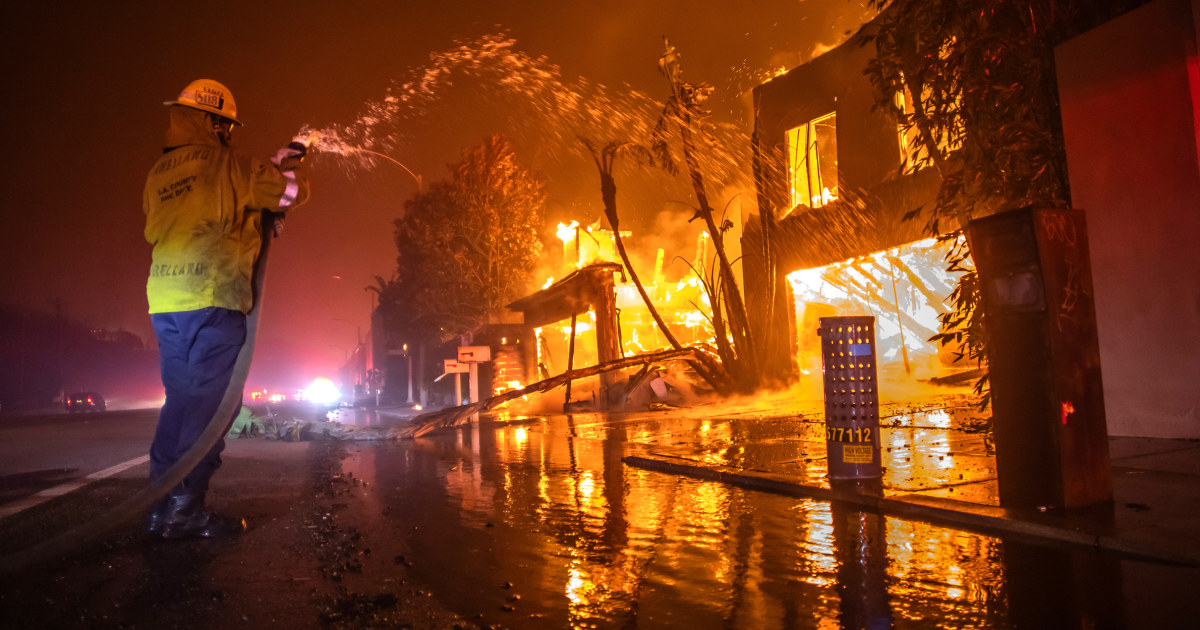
[144,106,309,314]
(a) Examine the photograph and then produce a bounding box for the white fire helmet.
[164,78,241,125]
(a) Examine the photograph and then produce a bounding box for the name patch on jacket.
[153,149,212,174]
[150,262,209,277]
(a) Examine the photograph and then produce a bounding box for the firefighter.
[143,79,309,538]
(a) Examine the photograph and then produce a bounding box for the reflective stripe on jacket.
[144,106,309,314]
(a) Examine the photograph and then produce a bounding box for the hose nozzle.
[286,141,308,161]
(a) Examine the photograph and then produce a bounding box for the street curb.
[623,454,1200,567]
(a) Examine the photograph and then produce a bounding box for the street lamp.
[403,343,414,406]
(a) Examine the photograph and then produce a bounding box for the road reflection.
[340,412,1134,628]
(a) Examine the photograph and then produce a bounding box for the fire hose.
[0,210,280,577]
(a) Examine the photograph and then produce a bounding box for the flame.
[563,322,593,334]
[556,220,579,242]
[525,213,721,401]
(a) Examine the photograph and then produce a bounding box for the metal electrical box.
[817,316,883,480]
[967,207,1112,509]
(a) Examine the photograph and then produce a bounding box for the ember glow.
[491,344,528,398]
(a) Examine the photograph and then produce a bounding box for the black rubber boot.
[161,491,245,539]
[145,496,169,535]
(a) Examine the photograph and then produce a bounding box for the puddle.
[330,409,1198,628]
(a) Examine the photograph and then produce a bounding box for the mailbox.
[457,346,491,363]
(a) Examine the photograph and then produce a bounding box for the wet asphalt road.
[1,407,1198,628]
[0,409,472,629]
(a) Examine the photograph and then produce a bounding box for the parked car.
[65,392,106,413]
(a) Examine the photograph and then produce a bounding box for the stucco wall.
[1056,0,1200,437]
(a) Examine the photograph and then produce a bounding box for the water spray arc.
[348,147,424,194]
[304,139,422,192]
[287,33,747,194]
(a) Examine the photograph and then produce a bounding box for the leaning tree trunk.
[405,347,716,437]
[596,158,729,396]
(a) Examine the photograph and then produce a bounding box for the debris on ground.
[624,362,704,411]
[225,406,266,439]
[227,406,396,442]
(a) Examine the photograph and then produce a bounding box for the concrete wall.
[1056,0,1200,437]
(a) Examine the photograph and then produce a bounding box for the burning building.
[505,220,721,411]
[743,16,969,392]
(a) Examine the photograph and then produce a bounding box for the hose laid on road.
[0,220,275,577]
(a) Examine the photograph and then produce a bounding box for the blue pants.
[149,307,246,496]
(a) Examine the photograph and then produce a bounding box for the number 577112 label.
[826,426,874,443]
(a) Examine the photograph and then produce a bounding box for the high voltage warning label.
[843,444,875,464]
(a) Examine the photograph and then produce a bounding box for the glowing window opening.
[785,111,838,213]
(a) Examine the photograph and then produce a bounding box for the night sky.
[0,0,873,392]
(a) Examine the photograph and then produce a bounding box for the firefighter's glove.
[272,142,308,171]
